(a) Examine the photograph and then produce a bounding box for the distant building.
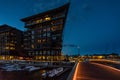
[21,3,70,61]
[0,24,23,60]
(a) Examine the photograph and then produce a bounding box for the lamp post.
[77,46,80,56]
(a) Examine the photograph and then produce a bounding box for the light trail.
[72,62,120,80]
[73,62,79,80]
[92,62,120,72]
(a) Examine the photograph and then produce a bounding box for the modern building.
[21,3,70,61]
[0,24,23,60]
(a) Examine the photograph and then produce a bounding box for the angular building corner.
[21,3,70,61]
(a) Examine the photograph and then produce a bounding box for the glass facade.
[0,25,23,59]
[22,3,70,61]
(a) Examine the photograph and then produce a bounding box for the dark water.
[0,69,46,80]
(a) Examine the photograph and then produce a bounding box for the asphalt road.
[74,62,120,80]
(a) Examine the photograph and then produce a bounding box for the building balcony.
[24,17,65,28]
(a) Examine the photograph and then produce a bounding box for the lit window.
[45,17,51,21]
[36,19,43,23]
[10,47,15,50]
[51,26,57,31]
[5,47,9,50]
[10,43,15,46]
[10,56,14,59]
[45,15,51,21]
[42,39,46,42]
[36,20,40,23]
[43,56,45,59]
[31,44,34,49]
[19,57,23,60]
[37,40,41,43]
[2,56,5,60]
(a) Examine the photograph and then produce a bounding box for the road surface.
[73,62,120,80]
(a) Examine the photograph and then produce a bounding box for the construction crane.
[63,44,80,56]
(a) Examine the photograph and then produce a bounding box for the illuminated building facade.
[21,3,70,60]
[0,24,23,60]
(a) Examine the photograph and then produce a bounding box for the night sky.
[0,0,120,55]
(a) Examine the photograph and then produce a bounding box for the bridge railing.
[67,61,78,80]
